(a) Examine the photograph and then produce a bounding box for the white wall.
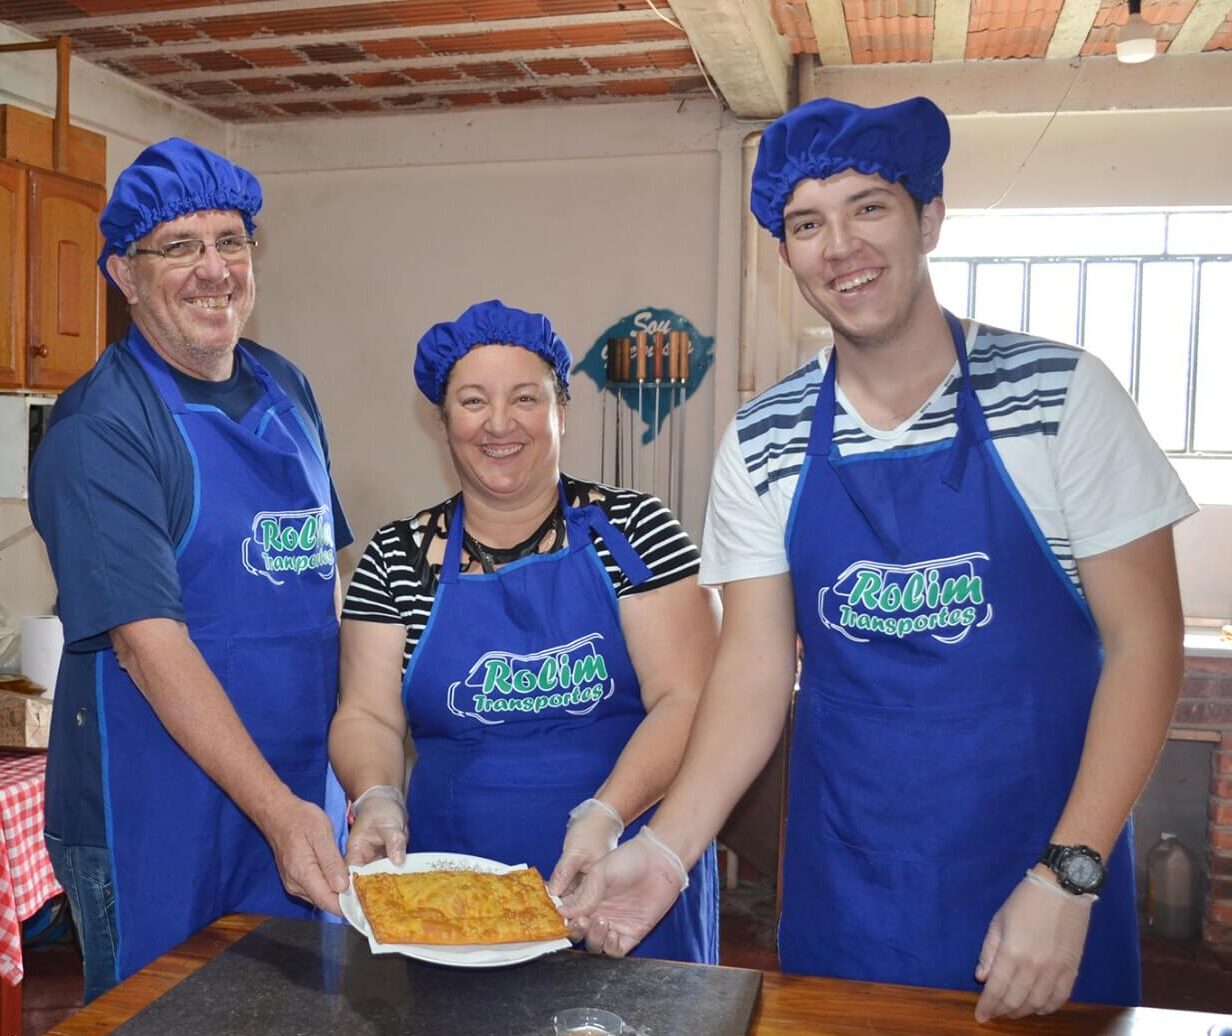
[235,100,731,567]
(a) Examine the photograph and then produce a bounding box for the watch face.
[1062,852,1102,890]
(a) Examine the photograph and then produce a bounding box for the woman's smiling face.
[443,344,565,508]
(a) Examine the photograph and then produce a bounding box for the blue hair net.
[414,300,572,405]
[98,137,262,285]
[750,96,950,240]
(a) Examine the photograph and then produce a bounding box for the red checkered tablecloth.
[0,752,62,986]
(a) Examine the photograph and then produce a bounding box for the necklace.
[462,505,565,574]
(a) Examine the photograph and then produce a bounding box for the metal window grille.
[930,254,1232,457]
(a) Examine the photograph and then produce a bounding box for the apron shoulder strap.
[566,501,653,587]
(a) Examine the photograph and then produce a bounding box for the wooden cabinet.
[0,161,27,389]
[0,157,104,392]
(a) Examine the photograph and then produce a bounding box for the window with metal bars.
[930,211,1232,458]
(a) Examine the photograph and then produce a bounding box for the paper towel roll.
[21,615,63,699]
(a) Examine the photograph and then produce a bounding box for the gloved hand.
[561,826,689,957]
[344,784,408,867]
[973,869,1094,1022]
[548,798,624,898]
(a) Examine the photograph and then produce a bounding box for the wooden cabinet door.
[27,168,104,392]
[0,160,27,389]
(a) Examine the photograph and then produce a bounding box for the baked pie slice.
[353,866,569,945]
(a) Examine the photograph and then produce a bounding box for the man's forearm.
[646,573,799,867]
[1048,639,1182,859]
[111,617,297,832]
[1053,529,1185,858]
[650,670,793,867]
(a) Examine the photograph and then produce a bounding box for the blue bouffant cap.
[98,137,262,285]
[414,299,572,405]
[750,96,950,239]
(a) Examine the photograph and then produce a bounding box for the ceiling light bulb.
[1116,12,1157,63]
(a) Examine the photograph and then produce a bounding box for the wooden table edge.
[44,913,266,1034]
[41,913,1232,1035]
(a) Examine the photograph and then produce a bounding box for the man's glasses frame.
[127,236,258,266]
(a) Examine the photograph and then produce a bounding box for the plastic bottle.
[1145,833,1200,941]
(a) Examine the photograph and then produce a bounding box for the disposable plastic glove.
[974,870,1094,1022]
[561,826,689,957]
[548,798,624,898]
[344,784,408,867]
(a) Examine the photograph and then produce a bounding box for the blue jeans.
[43,834,117,1004]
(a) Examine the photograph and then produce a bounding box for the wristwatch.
[1039,843,1106,895]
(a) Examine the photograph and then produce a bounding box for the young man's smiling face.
[779,169,944,351]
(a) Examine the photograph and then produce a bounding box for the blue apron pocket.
[212,626,336,772]
[778,685,1048,986]
[802,687,1043,860]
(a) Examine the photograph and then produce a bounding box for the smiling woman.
[441,345,565,522]
[328,299,722,966]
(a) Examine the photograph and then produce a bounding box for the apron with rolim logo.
[779,313,1139,1003]
[403,483,718,963]
[99,328,340,983]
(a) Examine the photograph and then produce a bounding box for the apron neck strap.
[804,311,989,490]
[126,328,289,426]
[566,491,653,587]
[441,481,653,587]
[441,495,467,585]
[940,310,990,490]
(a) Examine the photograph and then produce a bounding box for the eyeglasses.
[128,236,258,266]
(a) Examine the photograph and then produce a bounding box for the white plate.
[340,851,572,968]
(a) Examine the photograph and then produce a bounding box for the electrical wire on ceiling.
[986,56,1086,210]
[644,0,721,103]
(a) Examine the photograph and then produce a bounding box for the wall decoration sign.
[576,307,713,513]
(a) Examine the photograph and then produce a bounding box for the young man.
[563,97,1194,1022]
[30,139,352,999]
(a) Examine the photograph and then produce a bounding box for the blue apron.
[780,313,1139,1003]
[99,329,341,982]
[402,484,718,963]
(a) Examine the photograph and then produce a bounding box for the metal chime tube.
[652,331,664,502]
[625,337,634,492]
[666,331,679,509]
[635,332,648,492]
[600,341,609,485]
[611,338,622,485]
[676,331,690,520]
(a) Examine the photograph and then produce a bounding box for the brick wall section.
[1177,654,1232,953]
[1208,731,1232,950]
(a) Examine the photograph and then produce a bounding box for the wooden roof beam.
[668,0,791,117]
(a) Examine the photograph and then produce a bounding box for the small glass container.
[553,1006,625,1035]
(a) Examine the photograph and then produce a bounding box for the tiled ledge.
[1185,631,1232,663]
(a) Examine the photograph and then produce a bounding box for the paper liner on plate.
[340,851,573,968]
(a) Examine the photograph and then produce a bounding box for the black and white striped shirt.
[342,474,700,676]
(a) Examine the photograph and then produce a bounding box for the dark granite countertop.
[113,917,761,1036]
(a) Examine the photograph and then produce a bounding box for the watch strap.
[1039,842,1105,896]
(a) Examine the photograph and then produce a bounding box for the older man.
[564,97,1194,1021]
[30,138,351,999]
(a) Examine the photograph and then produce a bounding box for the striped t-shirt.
[343,473,701,676]
[701,322,1195,590]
